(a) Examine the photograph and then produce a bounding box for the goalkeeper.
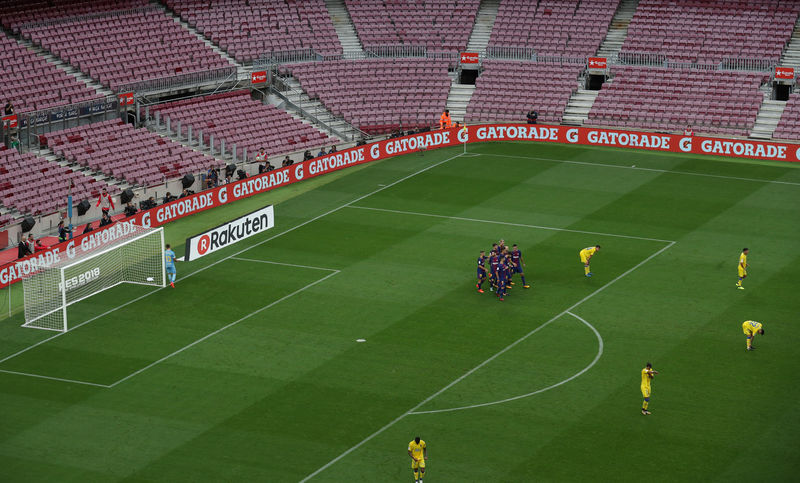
[165,244,177,288]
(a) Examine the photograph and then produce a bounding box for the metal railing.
[269,79,352,141]
[14,95,120,150]
[614,52,668,66]
[485,46,537,60]
[253,48,319,67]
[115,66,238,95]
[363,45,428,58]
[721,57,777,72]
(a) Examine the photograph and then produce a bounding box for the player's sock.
[584,265,590,276]
[521,275,527,285]
[414,470,419,481]
[642,400,649,410]
[747,337,752,349]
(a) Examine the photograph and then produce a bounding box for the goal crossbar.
[22,224,165,332]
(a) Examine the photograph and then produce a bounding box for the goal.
[22,224,165,332]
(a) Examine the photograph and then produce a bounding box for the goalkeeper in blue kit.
[165,244,176,288]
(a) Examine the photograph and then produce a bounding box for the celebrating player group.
[476,239,530,301]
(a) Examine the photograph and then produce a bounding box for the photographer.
[303,150,313,161]
[124,201,138,217]
[99,212,113,227]
[163,192,176,204]
[527,110,538,124]
[205,166,218,189]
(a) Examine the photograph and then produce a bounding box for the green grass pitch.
[1,141,799,482]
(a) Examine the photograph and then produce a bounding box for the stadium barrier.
[3,123,797,288]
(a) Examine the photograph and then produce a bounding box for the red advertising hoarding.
[775,66,795,80]
[251,71,267,84]
[588,57,607,69]
[118,92,134,106]
[2,114,18,129]
[3,124,798,288]
[460,52,479,64]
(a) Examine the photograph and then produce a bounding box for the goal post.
[22,224,166,332]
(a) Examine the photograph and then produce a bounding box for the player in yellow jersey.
[579,245,601,277]
[408,436,427,483]
[742,320,764,351]
[736,248,749,289]
[641,362,658,415]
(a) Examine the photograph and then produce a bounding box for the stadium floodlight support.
[22,224,165,332]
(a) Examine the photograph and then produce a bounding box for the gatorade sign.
[184,205,274,261]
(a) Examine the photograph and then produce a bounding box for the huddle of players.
[476,239,530,301]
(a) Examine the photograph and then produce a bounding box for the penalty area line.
[299,240,674,481]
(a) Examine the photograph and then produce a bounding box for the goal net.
[22,224,165,332]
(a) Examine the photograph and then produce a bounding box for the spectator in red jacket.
[96,187,115,215]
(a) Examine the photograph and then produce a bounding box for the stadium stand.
[148,90,339,159]
[0,146,117,217]
[489,0,619,57]
[621,0,800,64]
[344,0,480,53]
[0,0,147,30]
[586,67,767,136]
[772,93,800,140]
[164,0,341,63]
[286,59,451,134]
[0,31,102,113]
[465,60,583,124]
[18,6,233,91]
[43,119,217,186]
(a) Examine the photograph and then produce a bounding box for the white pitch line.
[300,241,675,481]
[486,152,800,187]
[347,205,675,243]
[409,311,603,414]
[0,153,465,376]
[230,257,339,272]
[109,270,340,388]
[0,369,111,388]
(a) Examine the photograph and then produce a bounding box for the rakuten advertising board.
[3,124,798,287]
[184,205,274,261]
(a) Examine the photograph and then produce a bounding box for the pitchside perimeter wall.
[3,123,797,287]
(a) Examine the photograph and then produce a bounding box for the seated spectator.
[163,192,176,204]
[282,156,293,167]
[82,222,94,234]
[4,100,13,116]
[17,238,30,259]
[255,147,267,162]
[223,174,232,184]
[205,166,218,189]
[684,124,694,136]
[179,188,190,199]
[259,161,274,174]
[303,150,314,161]
[265,162,275,172]
[124,202,138,217]
[317,148,326,157]
[9,134,19,150]
[328,145,337,154]
[527,110,538,124]
[99,213,113,227]
[57,220,71,242]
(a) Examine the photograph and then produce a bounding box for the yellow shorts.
[411,459,426,470]
[580,255,589,264]
[738,268,746,278]
[743,329,756,338]
[641,386,650,398]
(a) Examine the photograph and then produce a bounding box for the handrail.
[269,85,350,142]
[115,66,238,95]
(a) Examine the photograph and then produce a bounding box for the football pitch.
[1,140,799,482]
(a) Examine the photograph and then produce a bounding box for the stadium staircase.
[325,0,365,58]
[466,0,500,53]
[43,149,133,193]
[750,91,786,140]
[11,33,113,98]
[449,0,500,124]
[275,76,362,142]
[562,89,600,126]
[596,0,639,59]
[156,2,247,81]
[779,15,800,68]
